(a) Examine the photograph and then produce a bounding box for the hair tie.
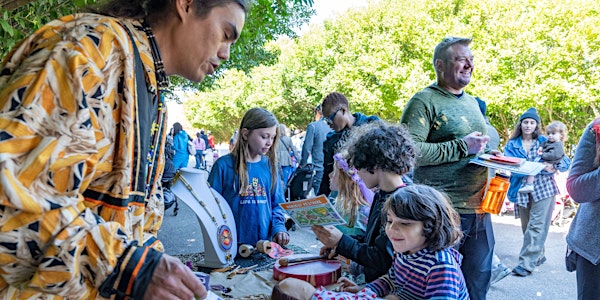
[333,153,374,204]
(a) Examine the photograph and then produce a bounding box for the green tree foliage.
[0,0,84,57]
[187,0,599,148]
[172,0,315,90]
[0,0,315,89]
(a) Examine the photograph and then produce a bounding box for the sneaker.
[535,256,547,266]
[518,183,534,194]
[490,267,512,285]
[285,217,296,231]
[512,266,531,277]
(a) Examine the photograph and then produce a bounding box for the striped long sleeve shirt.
[366,247,469,299]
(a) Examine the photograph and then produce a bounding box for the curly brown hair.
[345,120,418,175]
[382,184,463,252]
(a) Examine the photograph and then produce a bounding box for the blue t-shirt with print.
[208,154,287,245]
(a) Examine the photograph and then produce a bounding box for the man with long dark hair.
[0,0,248,298]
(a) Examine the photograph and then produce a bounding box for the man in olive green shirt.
[401,37,494,300]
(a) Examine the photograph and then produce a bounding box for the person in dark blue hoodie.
[317,92,380,197]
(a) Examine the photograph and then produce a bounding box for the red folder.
[488,156,523,165]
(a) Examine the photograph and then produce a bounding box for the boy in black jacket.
[312,121,418,282]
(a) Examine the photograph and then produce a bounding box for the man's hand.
[274,231,290,246]
[462,131,490,155]
[312,225,343,248]
[143,254,206,300]
[489,150,502,156]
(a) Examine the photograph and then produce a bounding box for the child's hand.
[337,277,360,293]
[274,231,290,246]
[311,225,343,248]
[542,162,556,173]
[319,246,337,259]
[489,150,502,156]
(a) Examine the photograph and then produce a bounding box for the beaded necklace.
[141,20,169,89]
[174,172,234,262]
[138,21,232,262]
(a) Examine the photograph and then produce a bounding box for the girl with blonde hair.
[330,153,374,234]
[208,108,290,246]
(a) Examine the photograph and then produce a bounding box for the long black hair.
[91,0,248,25]
[509,119,542,140]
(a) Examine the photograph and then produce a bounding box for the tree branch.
[0,0,34,11]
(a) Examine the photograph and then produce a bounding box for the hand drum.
[272,254,341,287]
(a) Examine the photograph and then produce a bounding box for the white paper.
[470,156,546,176]
[203,291,224,300]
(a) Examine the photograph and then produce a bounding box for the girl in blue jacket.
[208,108,289,246]
[503,108,570,277]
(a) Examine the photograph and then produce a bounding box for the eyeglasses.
[325,107,342,125]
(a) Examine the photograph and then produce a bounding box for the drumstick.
[278,254,327,267]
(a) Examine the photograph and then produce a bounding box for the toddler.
[519,121,567,194]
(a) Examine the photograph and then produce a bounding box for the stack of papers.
[477,154,525,166]
[470,154,546,176]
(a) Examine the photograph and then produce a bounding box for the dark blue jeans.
[575,252,600,300]
[312,169,324,196]
[195,150,204,169]
[458,213,494,300]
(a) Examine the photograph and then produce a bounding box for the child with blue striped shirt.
[362,184,468,299]
[273,184,469,299]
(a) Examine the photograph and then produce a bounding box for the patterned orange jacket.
[0,14,167,299]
